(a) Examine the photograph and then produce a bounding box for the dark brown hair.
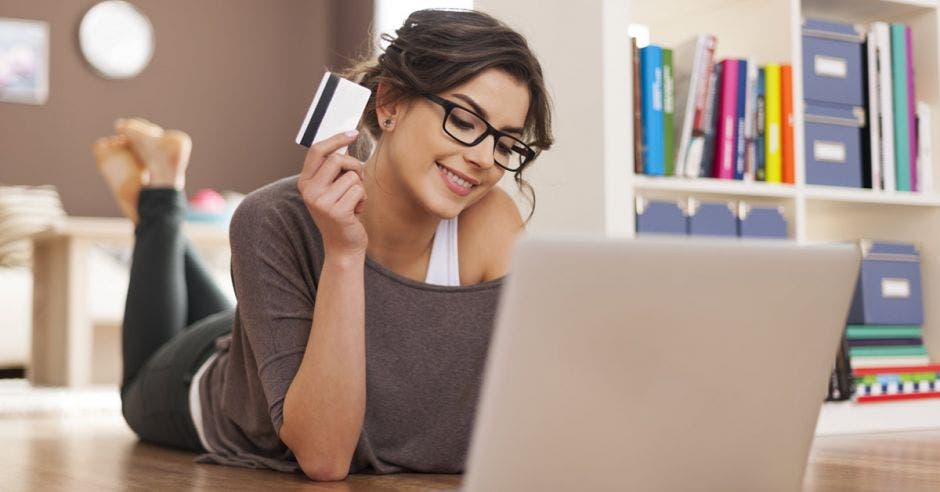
[339,8,554,222]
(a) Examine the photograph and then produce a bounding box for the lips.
[436,162,479,186]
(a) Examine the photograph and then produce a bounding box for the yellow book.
[764,64,782,183]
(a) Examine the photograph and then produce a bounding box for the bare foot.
[114,117,192,190]
[93,134,148,223]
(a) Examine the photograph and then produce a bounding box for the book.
[906,26,918,192]
[755,67,766,181]
[847,338,924,347]
[865,27,882,190]
[846,325,922,339]
[714,59,739,180]
[641,45,665,175]
[673,34,716,178]
[849,345,928,358]
[874,22,897,191]
[734,59,748,180]
[764,63,782,183]
[891,23,911,191]
[743,60,758,181]
[781,64,795,184]
[632,37,644,175]
[917,101,933,193]
[697,62,723,177]
[853,363,940,376]
[663,48,676,176]
[851,355,930,368]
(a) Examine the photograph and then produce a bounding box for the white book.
[673,34,708,178]
[743,58,758,181]
[917,101,933,193]
[851,355,931,368]
[866,27,882,191]
[874,22,896,192]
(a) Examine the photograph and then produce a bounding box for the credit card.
[295,71,372,154]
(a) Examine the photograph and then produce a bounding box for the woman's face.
[381,68,530,219]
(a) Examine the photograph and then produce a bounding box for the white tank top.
[424,216,460,287]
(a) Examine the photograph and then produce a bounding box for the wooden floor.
[6,409,940,491]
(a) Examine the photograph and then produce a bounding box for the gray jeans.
[119,188,234,452]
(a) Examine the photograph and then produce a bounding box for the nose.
[466,133,497,170]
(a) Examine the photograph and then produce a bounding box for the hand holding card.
[296,72,372,155]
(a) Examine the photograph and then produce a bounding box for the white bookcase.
[477,0,940,433]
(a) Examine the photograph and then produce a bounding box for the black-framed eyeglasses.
[423,93,536,173]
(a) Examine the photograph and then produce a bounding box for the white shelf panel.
[803,0,937,23]
[633,175,798,198]
[804,185,940,206]
[816,398,940,435]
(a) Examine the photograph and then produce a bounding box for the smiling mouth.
[436,163,477,191]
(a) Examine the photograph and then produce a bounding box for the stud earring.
[384,118,393,128]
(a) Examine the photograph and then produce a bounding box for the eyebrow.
[452,93,525,136]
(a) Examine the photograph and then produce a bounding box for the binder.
[663,48,676,175]
[640,45,665,175]
[781,64,795,184]
[890,24,911,191]
[714,59,739,179]
[764,63,782,183]
[865,26,882,190]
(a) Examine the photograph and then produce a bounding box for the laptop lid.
[463,237,860,491]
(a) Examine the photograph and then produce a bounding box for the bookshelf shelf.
[804,186,940,206]
[817,398,940,435]
[633,176,798,199]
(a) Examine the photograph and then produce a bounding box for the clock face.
[78,1,154,79]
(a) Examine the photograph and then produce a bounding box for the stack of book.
[863,21,932,192]
[632,34,795,183]
[847,324,928,369]
[853,363,940,403]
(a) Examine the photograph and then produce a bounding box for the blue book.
[640,45,665,176]
[755,67,766,181]
[735,59,748,180]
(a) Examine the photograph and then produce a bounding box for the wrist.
[324,252,366,270]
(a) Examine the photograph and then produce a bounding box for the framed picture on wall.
[0,17,49,105]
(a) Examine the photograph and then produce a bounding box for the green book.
[891,23,911,191]
[849,345,927,358]
[662,48,675,175]
[846,325,922,339]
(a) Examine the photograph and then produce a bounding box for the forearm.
[280,253,366,480]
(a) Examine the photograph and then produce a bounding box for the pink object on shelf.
[713,59,739,180]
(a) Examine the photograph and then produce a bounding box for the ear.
[374,81,409,131]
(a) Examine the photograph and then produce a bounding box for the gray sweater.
[195,176,505,474]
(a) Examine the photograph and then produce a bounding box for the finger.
[307,153,363,191]
[315,170,362,210]
[300,130,360,179]
[334,181,366,217]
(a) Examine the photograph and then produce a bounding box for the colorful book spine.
[663,48,676,176]
[865,27,883,191]
[846,325,922,339]
[734,59,748,180]
[744,60,758,181]
[632,37,644,175]
[641,45,665,176]
[875,22,896,191]
[849,346,928,358]
[906,26,918,192]
[781,64,795,184]
[698,62,723,177]
[764,64,782,183]
[714,59,739,180]
[891,24,911,191]
[756,67,766,181]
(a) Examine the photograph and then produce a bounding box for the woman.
[94,9,553,481]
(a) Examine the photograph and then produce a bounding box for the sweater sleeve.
[228,190,318,433]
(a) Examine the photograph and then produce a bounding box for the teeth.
[438,164,473,189]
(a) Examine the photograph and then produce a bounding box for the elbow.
[296,454,350,482]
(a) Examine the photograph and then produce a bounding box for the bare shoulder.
[458,186,525,283]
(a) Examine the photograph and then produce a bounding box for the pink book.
[906,26,918,191]
[713,59,739,179]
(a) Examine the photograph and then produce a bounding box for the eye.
[450,114,475,130]
[496,141,513,156]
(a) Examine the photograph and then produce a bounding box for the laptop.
[462,236,860,492]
